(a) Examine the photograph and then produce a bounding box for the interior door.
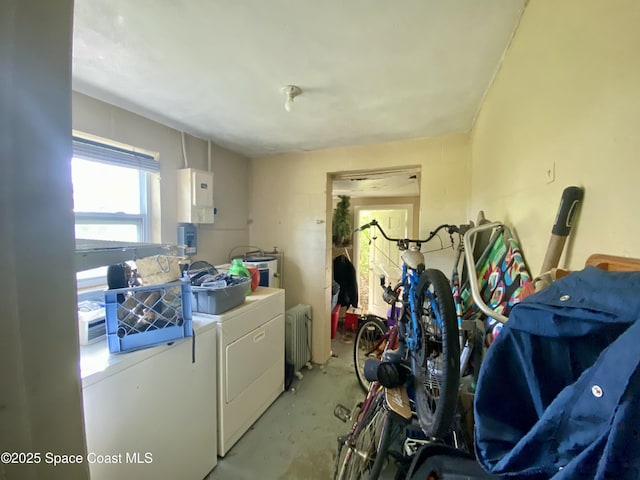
[357,208,412,318]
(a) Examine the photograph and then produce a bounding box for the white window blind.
[72,137,159,173]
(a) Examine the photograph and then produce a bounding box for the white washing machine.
[193,287,285,456]
[243,256,279,288]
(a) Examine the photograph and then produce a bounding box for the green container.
[228,258,252,295]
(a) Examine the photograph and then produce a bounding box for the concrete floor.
[206,329,365,480]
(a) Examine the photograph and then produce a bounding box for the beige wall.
[1,1,88,478]
[250,134,471,363]
[72,92,250,265]
[471,0,640,273]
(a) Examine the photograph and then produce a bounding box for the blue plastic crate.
[104,280,192,353]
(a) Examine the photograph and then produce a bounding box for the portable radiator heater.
[285,304,312,378]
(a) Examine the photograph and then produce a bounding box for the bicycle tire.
[412,268,460,439]
[333,389,393,480]
[354,315,389,392]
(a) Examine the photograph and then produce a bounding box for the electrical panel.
[177,223,197,255]
[177,168,214,224]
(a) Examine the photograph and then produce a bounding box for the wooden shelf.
[585,253,640,272]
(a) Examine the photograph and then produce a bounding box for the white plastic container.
[77,300,106,345]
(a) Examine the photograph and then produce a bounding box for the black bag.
[404,443,497,480]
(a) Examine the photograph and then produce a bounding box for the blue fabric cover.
[474,266,640,479]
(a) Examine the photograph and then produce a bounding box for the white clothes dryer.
[193,287,284,456]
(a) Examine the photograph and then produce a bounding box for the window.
[72,158,149,242]
[72,136,159,285]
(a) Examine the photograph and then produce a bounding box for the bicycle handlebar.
[359,218,509,324]
[356,219,462,246]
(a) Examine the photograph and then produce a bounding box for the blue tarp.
[475,266,640,479]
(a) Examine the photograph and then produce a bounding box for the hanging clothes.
[333,254,358,308]
[475,266,640,479]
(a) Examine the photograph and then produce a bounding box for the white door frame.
[354,203,414,316]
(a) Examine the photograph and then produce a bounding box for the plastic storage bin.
[191,278,250,315]
[344,307,361,331]
[77,300,106,346]
[104,280,192,353]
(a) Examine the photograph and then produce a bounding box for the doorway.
[330,167,421,327]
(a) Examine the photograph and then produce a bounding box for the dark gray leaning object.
[405,443,497,479]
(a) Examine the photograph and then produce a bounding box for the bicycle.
[354,219,461,439]
[353,314,389,392]
[334,324,413,480]
[353,281,402,392]
[335,221,489,479]
[349,219,531,453]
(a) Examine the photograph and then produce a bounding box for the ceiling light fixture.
[281,85,302,112]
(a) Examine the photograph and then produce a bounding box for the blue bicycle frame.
[369,222,453,357]
[403,264,446,350]
[403,263,422,351]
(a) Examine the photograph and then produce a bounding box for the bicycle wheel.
[333,389,393,480]
[354,315,389,392]
[412,268,460,439]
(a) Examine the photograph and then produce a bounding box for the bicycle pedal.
[333,403,351,423]
[403,437,432,456]
[404,426,429,445]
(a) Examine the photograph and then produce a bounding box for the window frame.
[72,133,159,288]
[73,169,151,243]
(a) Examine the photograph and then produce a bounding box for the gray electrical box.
[177,223,197,255]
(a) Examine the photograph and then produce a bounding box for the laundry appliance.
[193,287,284,456]
[243,256,278,288]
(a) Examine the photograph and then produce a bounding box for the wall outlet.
[545,161,555,184]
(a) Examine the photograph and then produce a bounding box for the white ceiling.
[72,0,526,162]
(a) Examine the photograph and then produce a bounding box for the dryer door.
[225,314,284,404]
